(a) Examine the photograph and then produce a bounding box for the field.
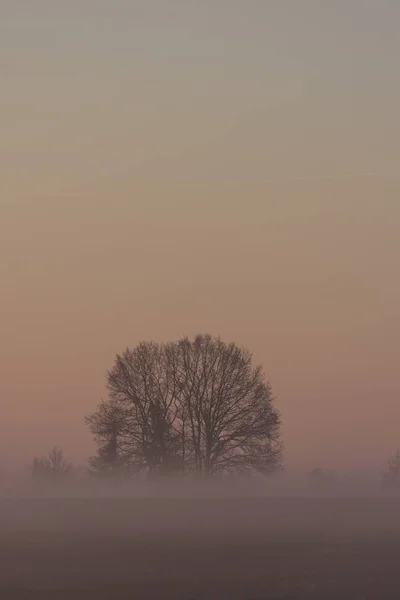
[1,497,400,599]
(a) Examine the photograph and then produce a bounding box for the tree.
[87,342,183,476]
[382,450,400,489]
[85,400,131,477]
[86,334,282,478]
[32,447,72,481]
[310,467,336,489]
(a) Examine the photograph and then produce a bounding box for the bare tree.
[86,334,282,478]
[174,335,281,476]
[87,342,183,477]
[310,467,336,489]
[32,447,72,480]
[382,450,400,489]
[85,400,131,477]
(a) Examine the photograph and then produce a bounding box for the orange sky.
[1,1,400,470]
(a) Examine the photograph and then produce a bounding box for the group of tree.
[31,446,72,481]
[26,332,400,489]
[85,334,282,479]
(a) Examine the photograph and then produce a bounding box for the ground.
[1,497,400,599]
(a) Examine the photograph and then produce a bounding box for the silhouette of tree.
[87,342,183,477]
[310,467,336,489]
[86,400,131,477]
[174,335,281,475]
[382,449,400,489]
[86,334,281,478]
[32,447,72,480]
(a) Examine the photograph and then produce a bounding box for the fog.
[3,467,400,598]
[1,468,399,531]
[3,0,400,595]
[2,481,400,599]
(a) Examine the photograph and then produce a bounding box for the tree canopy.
[86,334,281,478]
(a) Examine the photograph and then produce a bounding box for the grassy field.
[1,497,400,599]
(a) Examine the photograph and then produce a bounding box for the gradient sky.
[1,1,399,470]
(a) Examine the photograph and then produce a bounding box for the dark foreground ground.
[1,497,400,599]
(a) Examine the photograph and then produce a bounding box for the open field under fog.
[1,497,400,599]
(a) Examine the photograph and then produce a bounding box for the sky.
[1,0,399,471]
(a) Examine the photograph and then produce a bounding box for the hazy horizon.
[2,1,400,471]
